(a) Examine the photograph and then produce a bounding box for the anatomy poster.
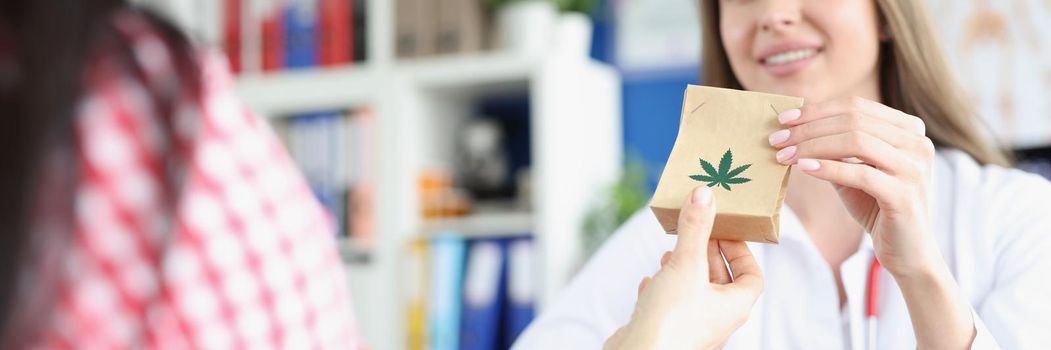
[926,0,1051,148]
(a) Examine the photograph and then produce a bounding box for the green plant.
[581,155,649,259]
[486,0,597,14]
[690,149,752,191]
[550,0,596,13]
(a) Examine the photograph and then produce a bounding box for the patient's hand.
[604,186,764,350]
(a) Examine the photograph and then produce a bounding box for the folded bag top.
[651,85,804,243]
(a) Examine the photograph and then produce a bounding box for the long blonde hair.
[699,0,1010,166]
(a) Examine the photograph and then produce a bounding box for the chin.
[785,88,827,102]
[747,82,821,101]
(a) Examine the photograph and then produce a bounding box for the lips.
[754,42,824,77]
[756,42,824,65]
[762,48,819,65]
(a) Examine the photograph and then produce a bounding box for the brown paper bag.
[651,85,803,243]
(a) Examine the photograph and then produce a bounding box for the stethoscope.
[864,256,882,350]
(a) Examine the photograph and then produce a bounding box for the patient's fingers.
[708,241,731,284]
[637,276,651,297]
[718,240,763,298]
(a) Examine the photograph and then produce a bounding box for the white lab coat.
[514,150,1051,349]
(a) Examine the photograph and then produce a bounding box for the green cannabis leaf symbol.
[689,149,752,191]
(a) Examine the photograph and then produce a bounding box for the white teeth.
[764,49,818,65]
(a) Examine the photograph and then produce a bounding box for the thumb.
[672,186,717,260]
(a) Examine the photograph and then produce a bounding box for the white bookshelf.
[235,65,377,115]
[145,1,623,349]
[349,52,620,350]
[422,211,534,238]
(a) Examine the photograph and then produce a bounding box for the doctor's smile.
[756,42,823,77]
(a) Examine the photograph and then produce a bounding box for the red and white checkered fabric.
[30,10,363,350]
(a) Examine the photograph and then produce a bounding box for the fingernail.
[768,129,790,146]
[778,109,801,124]
[692,186,713,205]
[797,158,821,171]
[775,146,797,163]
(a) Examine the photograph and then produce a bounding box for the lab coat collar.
[779,203,878,350]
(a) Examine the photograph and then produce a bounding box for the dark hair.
[0,0,201,346]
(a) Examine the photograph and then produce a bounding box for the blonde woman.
[514,0,1051,349]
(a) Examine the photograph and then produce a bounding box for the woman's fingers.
[796,158,902,209]
[770,114,917,150]
[717,240,763,297]
[773,107,937,166]
[660,251,672,268]
[708,241,731,284]
[672,186,717,264]
[775,131,921,178]
[785,97,926,136]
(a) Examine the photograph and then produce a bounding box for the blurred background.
[130,0,1051,349]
